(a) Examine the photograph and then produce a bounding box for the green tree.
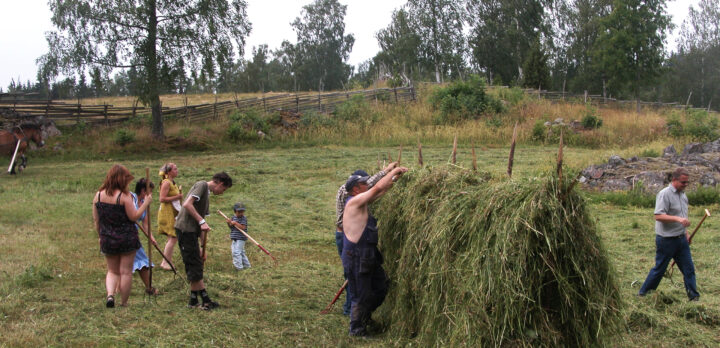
[467,0,550,85]
[38,0,252,139]
[288,0,354,91]
[407,0,466,83]
[522,41,551,89]
[591,0,672,108]
[375,8,422,84]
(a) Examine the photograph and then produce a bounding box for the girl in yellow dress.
[158,163,183,270]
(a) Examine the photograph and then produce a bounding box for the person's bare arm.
[159,181,181,203]
[183,195,210,231]
[123,192,152,221]
[655,214,690,227]
[352,167,408,207]
[92,192,100,233]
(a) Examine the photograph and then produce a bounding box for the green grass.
[2,145,720,346]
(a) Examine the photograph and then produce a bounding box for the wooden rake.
[320,280,348,314]
[217,210,277,264]
[668,209,710,278]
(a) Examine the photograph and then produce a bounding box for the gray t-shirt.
[174,181,210,234]
[654,184,688,237]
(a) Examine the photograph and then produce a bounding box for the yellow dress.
[157,178,180,237]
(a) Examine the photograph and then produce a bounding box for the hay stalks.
[375,166,622,347]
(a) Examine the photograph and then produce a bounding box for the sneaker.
[349,328,369,337]
[106,295,115,308]
[689,296,700,302]
[200,301,220,310]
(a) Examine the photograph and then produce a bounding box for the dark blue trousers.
[335,231,352,315]
[639,235,699,299]
[342,245,388,336]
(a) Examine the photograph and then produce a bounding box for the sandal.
[106,295,115,308]
[199,301,219,310]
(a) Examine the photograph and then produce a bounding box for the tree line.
[3,0,719,138]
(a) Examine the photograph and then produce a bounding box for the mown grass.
[2,143,720,346]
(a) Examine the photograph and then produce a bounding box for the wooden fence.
[517,88,711,112]
[0,87,416,126]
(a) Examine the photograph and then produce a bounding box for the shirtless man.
[341,166,408,336]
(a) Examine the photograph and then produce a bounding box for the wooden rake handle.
[669,209,710,278]
[320,280,348,314]
[217,210,277,263]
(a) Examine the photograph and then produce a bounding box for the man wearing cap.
[334,162,397,315]
[342,165,408,336]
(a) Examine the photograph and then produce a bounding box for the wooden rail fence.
[0,87,416,126]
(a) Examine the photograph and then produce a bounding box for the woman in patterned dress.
[157,163,183,270]
[93,164,152,307]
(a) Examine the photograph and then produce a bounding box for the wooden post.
[471,142,477,171]
[76,97,81,125]
[394,88,398,103]
[104,103,109,126]
[557,131,564,182]
[214,94,218,119]
[584,90,588,104]
[507,122,518,178]
[397,145,402,165]
[418,140,423,167]
[184,96,189,121]
[262,93,267,112]
[296,94,300,113]
[45,99,50,118]
[686,92,693,108]
[410,86,416,101]
[451,134,458,164]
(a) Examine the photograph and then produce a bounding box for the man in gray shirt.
[638,167,699,301]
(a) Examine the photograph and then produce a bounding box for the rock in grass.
[375,167,622,347]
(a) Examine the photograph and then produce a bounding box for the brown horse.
[0,124,45,174]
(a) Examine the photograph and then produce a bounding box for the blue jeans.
[336,231,352,315]
[639,235,699,299]
[231,239,251,270]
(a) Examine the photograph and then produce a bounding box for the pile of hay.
[374,167,622,346]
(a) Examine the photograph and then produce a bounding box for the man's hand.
[678,217,690,227]
[391,167,409,181]
[383,162,398,173]
[200,222,211,231]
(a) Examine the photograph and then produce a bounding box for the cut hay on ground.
[375,167,622,346]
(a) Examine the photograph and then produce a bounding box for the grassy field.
[2,143,720,346]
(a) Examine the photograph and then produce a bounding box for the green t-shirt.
[174,181,209,233]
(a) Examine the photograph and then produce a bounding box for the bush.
[114,129,135,146]
[429,75,503,124]
[594,182,655,208]
[300,110,336,128]
[495,87,525,106]
[688,186,720,206]
[228,108,270,134]
[581,105,603,129]
[334,95,374,121]
[639,148,660,157]
[226,122,255,143]
[531,120,547,141]
[666,110,719,141]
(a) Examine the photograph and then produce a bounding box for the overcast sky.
[0,0,700,89]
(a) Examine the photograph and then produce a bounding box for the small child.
[227,202,251,270]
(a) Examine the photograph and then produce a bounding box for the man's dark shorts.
[177,228,203,282]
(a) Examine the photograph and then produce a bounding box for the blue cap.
[346,174,369,192]
[352,169,369,177]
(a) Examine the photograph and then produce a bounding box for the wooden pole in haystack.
[388,152,393,163]
[557,131,564,182]
[669,209,710,278]
[451,134,458,164]
[398,145,403,165]
[145,168,154,294]
[320,280,348,314]
[217,210,277,264]
[507,122,518,178]
[471,142,477,171]
[418,141,424,167]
